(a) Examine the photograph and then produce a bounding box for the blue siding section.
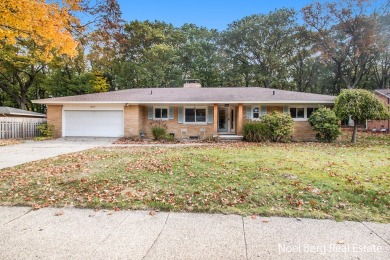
[178,107,184,123]
[245,106,252,119]
[207,106,213,123]
[261,106,267,116]
[148,107,153,119]
[169,107,174,119]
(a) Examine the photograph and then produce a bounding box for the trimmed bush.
[261,111,294,142]
[242,120,269,142]
[149,120,168,140]
[37,123,54,138]
[243,112,294,143]
[308,107,341,142]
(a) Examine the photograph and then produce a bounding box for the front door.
[218,106,235,133]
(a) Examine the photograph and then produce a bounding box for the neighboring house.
[0,107,46,139]
[32,82,335,141]
[0,106,46,118]
[367,89,390,132]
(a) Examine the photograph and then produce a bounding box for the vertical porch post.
[213,104,218,134]
[237,104,243,135]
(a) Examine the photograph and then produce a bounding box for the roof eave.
[33,100,335,105]
[10,113,46,117]
[375,90,390,99]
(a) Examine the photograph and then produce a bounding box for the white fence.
[0,117,47,139]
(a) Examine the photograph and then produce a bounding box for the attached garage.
[63,110,124,137]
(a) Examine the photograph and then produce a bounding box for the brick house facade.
[366,89,390,132]
[34,86,336,141]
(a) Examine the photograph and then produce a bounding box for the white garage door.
[64,110,124,137]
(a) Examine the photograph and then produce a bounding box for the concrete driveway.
[0,138,116,169]
[0,207,389,259]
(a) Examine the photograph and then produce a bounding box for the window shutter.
[178,107,184,123]
[207,106,213,123]
[283,106,289,114]
[148,107,153,119]
[261,106,267,116]
[245,106,252,119]
[169,106,174,119]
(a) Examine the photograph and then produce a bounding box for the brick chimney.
[183,79,201,88]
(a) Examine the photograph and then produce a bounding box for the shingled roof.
[33,87,335,104]
[375,89,390,99]
[0,106,46,117]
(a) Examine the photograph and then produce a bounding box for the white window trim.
[306,107,318,119]
[153,106,169,120]
[184,106,208,125]
[252,106,260,120]
[289,106,318,121]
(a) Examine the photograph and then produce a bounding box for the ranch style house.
[33,82,336,141]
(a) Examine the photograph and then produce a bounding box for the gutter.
[9,112,46,118]
[32,100,335,105]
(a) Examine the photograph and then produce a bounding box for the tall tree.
[221,9,298,88]
[369,14,390,89]
[0,41,48,109]
[115,20,184,88]
[0,0,80,60]
[289,27,320,93]
[302,0,384,91]
[43,46,94,99]
[86,0,124,78]
[178,24,221,87]
[0,0,123,109]
[0,0,81,109]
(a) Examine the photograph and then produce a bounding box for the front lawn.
[0,136,389,222]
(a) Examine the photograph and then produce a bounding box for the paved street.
[0,207,389,259]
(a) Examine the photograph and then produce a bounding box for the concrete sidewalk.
[0,138,116,169]
[0,207,388,259]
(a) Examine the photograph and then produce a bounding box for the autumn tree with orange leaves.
[0,0,81,61]
[0,0,82,109]
[0,0,122,109]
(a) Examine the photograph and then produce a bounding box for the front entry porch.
[217,105,236,134]
[214,104,243,141]
[212,104,243,136]
[217,134,244,141]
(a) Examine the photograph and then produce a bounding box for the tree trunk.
[352,121,358,143]
[19,95,28,110]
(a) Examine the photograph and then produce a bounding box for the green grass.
[0,133,389,222]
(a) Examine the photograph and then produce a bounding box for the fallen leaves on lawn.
[126,158,172,174]
[0,141,388,223]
